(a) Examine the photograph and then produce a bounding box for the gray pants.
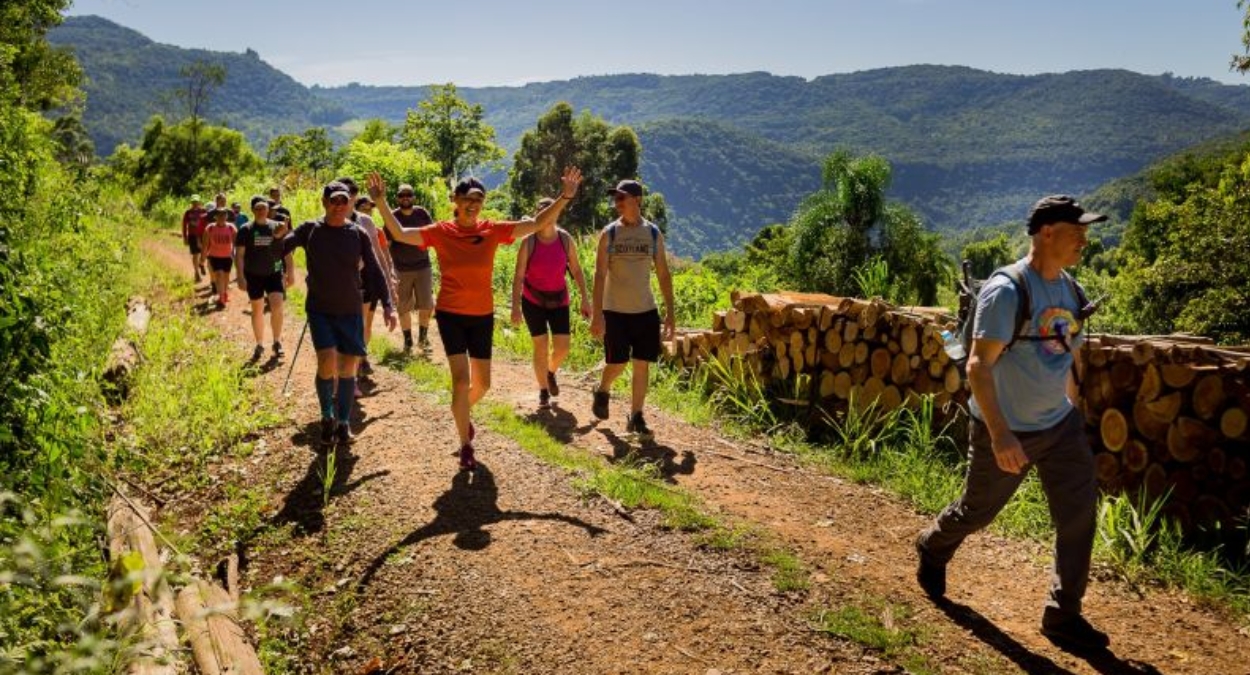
[918,408,1096,619]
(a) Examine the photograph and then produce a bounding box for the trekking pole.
[282,320,309,396]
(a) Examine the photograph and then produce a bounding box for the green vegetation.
[816,598,934,673]
[399,82,505,183]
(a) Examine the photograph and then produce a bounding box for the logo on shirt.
[1038,307,1079,355]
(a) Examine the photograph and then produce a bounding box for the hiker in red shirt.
[202,206,238,308]
[181,194,208,283]
[369,167,582,471]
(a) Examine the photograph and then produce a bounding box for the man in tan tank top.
[588,180,676,441]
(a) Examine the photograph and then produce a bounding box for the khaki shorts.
[396,268,434,314]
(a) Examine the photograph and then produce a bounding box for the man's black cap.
[323,181,351,200]
[454,176,486,197]
[1027,195,1107,234]
[606,179,644,198]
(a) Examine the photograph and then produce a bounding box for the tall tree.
[0,0,81,110]
[400,83,504,184]
[1234,0,1250,72]
[175,59,226,175]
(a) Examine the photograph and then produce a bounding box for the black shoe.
[403,334,414,352]
[539,389,551,409]
[1041,612,1110,651]
[546,371,560,397]
[592,390,610,420]
[319,418,336,446]
[251,345,265,361]
[915,539,946,600]
[418,335,432,353]
[359,358,373,376]
[334,422,356,446]
[626,411,654,441]
[458,443,477,472]
[272,341,284,358]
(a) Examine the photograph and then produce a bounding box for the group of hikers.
[179,175,1114,653]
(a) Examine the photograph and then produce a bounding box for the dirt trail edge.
[146,235,1248,675]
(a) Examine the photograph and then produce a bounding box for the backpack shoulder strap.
[993,261,1032,349]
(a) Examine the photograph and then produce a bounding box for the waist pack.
[524,278,567,309]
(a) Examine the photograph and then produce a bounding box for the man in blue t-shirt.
[916,195,1111,652]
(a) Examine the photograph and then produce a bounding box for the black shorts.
[604,309,661,364]
[187,237,202,254]
[244,272,285,300]
[208,256,233,273]
[435,310,494,360]
[362,286,380,311]
[521,297,571,338]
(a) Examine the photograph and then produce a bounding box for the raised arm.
[508,167,583,239]
[366,172,427,247]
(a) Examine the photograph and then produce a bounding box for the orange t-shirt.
[419,220,515,316]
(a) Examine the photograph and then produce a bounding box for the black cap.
[454,176,486,197]
[1027,195,1107,234]
[355,196,375,209]
[249,195,269,209]
[334,176,360,196]
[323,181,351,200]
[607,179,644,198]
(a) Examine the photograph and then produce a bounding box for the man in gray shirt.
[387,183,436,352]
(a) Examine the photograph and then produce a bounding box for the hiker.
[510,197,591,408]
[386,183,436,353]
[231,202,248,227]
[202,206,238,308]
[915,195,1110,651]
[588,179,675,442]
[268,186,283,209]
[235,196,295,360]
[275,180,397,446]
[181,194,208,283]
[369,167,583,471]
[335,176,395,379]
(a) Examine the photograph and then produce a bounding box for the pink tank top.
[205,224,235,258]
[521,233,569,307]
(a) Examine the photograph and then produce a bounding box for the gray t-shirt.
[387,207,433,271]
[968,260,1085,432]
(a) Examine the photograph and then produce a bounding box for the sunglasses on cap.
[328,195,351,205]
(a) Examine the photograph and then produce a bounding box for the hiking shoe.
[359,358,373,376]
[915,539,946,600]
[592,390,610,420]
[334,423,356,446]
[251,344,265,361]
[418,336,432,354]
[626,411,654,441]
[546,371,560,397]
[1041,612,1110,651]
[272,341,284,358]
[319,418,336,446]
[458,443,477,472]
[539,389,551,409]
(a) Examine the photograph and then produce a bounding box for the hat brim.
[458,188,486,198]
[606,188,641,197]
[1077,212,1108,225]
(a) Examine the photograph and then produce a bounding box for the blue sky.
[66,0,1250,88]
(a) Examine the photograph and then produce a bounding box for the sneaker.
[334,423,356,446]
[319,418,336,446]
[458,443,477,472]
[626,411,654,441]
[546,371,560,397]
[538,389,551,409]
[915,539,946,600]
[592,390,610,420]
[418,336,432,354]
[272,342,284,358]
[1041,613,1110,651]
[251,344,265,361]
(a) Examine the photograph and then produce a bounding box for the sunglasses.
[612,194,631,203]
[328,195,351,205]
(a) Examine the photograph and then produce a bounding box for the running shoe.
[319,418,336,446]
[334,423,356,446]
[458,443,477,472]
[625,411,654,441]
[539,389,551,409]
[592,390,610,420]
[251,344,265,361]
[546,371,560,397]
[272,341,284,358]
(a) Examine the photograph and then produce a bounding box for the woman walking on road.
[369,167,582,471]
[510,197,591,409]
[202,206,238,308]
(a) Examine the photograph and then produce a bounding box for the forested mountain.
[47,16,349,154]
[51,15,1250,257]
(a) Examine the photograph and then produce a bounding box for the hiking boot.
[539,389,551,409]
[458,443,477,472]
[359,358,374,376]
[626,411,654,441]
[592,390,610,420]
[251,344,265,361]
[1041,612,1110,651]
[334,422,356,446]
[915,539,946,600]
[272,341,284,358]
[546,371,560,397]
[319,418,336,446]
[403,333,414,352]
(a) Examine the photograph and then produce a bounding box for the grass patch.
[816,598,935,673]
[760,547,810,593]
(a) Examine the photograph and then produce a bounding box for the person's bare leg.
[362,305,375,345]
[249,299,265,343]
[531,335,549,390]
[469,358,492,406]
[268,293,284,345]
[599,362,627,393]
[447,354,472,445]
[550,334,571,374]
[630,359,649,414]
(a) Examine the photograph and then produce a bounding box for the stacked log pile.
[664,291,965,414]
[1082,335,1250,529]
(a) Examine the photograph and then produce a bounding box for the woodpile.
[106,494,180,674]
[664,291,965,416]
[104,298,151,404]
[1082,335,1250,529]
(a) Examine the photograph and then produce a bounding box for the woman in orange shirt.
[202,206,238,308]
[369,167,582,471]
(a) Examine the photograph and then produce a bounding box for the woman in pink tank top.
[202,207,238,308]
[510,198,591,409]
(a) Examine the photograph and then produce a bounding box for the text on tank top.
[603,220,658,314]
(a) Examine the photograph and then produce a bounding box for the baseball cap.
[249,195,269,209]
[323,181,351,200]
[190,194,203,203]
[1027,195,1107,234]
[397,184,416,197]
[453,177,486,198]
[606,179,644,198]
[355,196,375,209]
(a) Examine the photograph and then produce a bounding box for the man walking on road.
[589,180,675,442]
[236,196,295,361]
[276,181,397,446]
[336,176,395,379]
[386,183,436,353]
[915,195,1110,652]
[181,194,208,283]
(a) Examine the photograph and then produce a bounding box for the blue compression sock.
[335,377,356,424]
[315,377,335,420]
